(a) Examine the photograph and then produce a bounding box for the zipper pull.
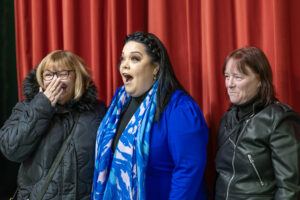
[248,154,265,187]
[248,154,254,163]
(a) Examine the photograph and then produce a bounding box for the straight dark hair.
[222,46,277,105]
[123,31,186,121]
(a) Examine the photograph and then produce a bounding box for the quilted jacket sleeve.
[270,108,300,200]
[0,93,55,162]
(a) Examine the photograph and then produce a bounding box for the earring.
[153,74,157,81]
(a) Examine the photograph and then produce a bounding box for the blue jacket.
[146,90,209,199]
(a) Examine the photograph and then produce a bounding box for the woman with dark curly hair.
[92,32,209,200]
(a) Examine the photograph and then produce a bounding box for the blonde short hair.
[36,50,92,100]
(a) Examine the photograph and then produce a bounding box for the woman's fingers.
[44,77,57,93]
[43,77,64,106]
[45,77,59,93]
[51,77,62,92]
[51,88,64,106]
[51,82,63,96]
[44,77,57,97]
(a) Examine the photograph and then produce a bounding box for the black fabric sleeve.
[0,93,55,162]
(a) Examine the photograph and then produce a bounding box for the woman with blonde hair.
[0,50,106,199]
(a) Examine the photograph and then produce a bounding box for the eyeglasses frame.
[42,70,75,81]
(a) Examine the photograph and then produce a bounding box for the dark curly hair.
[123,31,187,121]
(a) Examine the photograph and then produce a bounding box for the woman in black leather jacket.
[0,50,106,200]
[215,47,300,200]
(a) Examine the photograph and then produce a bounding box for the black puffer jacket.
[215,102,300,200]
[0,70,106,200]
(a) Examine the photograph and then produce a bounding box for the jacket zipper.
[247,154,264,187]
[225,118,251,200]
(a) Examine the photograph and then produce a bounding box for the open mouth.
[122,73,133,84]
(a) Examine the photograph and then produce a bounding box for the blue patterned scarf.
[92,81,158,200]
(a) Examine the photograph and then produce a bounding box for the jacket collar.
[228,98,265,120]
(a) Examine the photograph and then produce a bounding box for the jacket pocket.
[247,154,265,187]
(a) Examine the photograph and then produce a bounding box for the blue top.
[146,90,209,200]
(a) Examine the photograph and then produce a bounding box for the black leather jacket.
[215,102,300,200]
[0,70,106,200]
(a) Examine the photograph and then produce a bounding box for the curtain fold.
[14,0,300,198]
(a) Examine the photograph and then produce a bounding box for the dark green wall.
[0,0,19,198]
[0,0,18,121]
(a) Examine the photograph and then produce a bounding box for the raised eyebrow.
[121,51,143,60]
[130,51,142,56]
[121,51,143,57]
[128,51,143,57]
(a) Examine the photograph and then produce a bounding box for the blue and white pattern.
[92,81,158,200]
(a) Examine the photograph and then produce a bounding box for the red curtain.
[14,0,300,198]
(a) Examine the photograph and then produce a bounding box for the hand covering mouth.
[61,84,67,90]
